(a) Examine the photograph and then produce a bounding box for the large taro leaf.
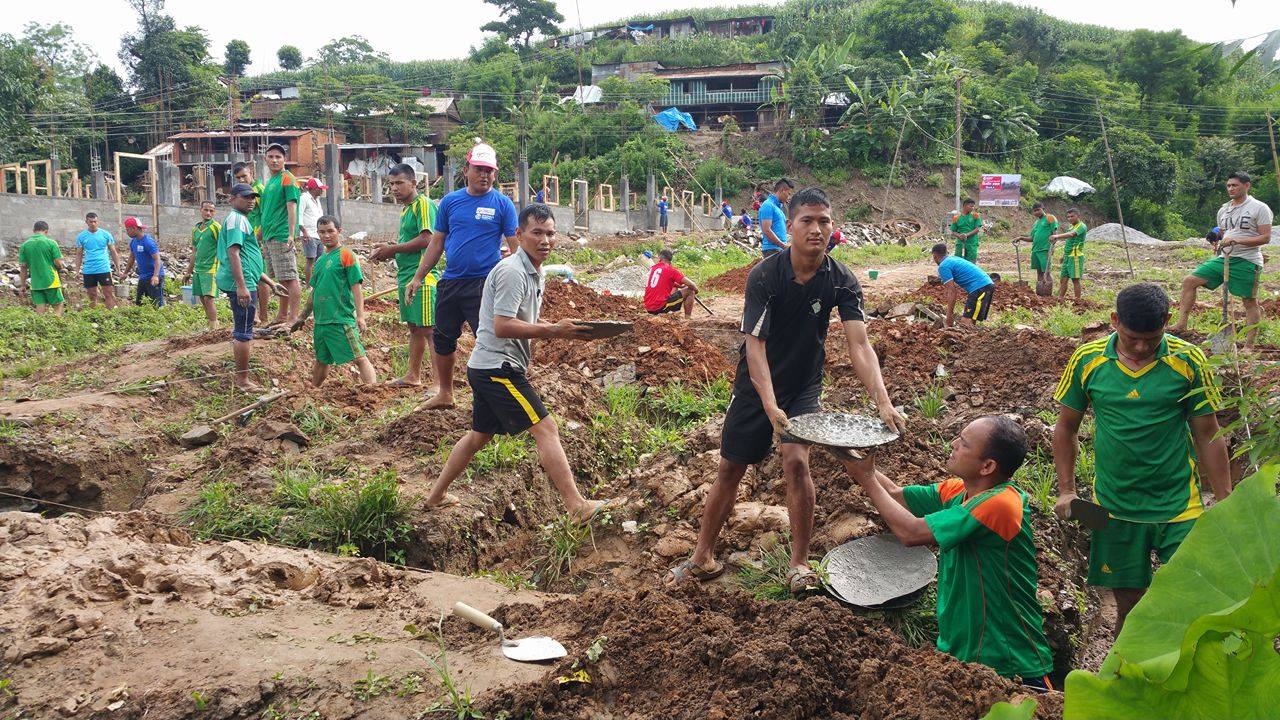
[1064,466,1280,718]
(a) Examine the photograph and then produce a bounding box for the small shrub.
[913,383,948,419]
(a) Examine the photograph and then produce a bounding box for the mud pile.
[705,259,760,294]
[539,315,732,385]
[827,322,1078,416]
[541,280,642,322]
[477,586,1060,720]
[879,281,1098,314]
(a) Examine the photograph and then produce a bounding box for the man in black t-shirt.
[667,187,907,593]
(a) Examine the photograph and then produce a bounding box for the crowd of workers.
[11,135,1274,693]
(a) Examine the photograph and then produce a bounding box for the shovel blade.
[1208,327,1234,356]
[501,636,567,663]
[1069,498,1111,531]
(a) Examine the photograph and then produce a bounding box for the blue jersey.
[129,234,164,278]
[435,188,519,281]
[937,255,992,293]
[759,194,788,251]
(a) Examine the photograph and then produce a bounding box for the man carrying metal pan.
[666,186,906,594]
[844,416,1056,690]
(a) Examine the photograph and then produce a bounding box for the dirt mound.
[705,259,760,294]
[0,511,557,718]
[539,315,733,385]
[826,321,1078,417]
[541,280,642,322]
[880,280,1098,314]
[477,586,1060,720]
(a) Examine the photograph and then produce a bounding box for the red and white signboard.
[979,174,1022,207]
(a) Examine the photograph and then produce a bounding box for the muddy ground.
[7,231,1270,718]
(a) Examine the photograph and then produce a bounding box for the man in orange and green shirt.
[292,215,376,386]
[846,416,1055,689]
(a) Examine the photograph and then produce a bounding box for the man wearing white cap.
[406,142,518,409]
[298,176,327,280]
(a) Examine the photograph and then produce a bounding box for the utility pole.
[1267,113,1280,200]
[953,75,963,213]
[1095,100,1135,279]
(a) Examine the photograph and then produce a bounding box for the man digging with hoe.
[668,187,906,593]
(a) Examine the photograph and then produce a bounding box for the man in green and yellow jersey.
[1053,283,1231,637]
[259,143,302,328]
[217,183,267,392]
[1015,202,1058,287]
[18,221,66,315]
[846,416,1055,690]
[949,198,983,262]
[1050,208,1087,301]
[369,163,440,392]
[234,161,269,324]
[291,215,376,386]
[186,200,221,329]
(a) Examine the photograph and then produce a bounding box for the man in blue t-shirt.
[657,196,670,233]
[121,216,165,307]
[758,178,795,257]
[932,243,995,327]
[406,143,518,410]
[76,212,122,309]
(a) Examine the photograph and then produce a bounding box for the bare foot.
[424,492,460,510]
[421,393,455,410]
[385,377,421,388]
[234,381,264,393]
[569,498,617,524]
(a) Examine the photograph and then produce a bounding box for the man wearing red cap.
[121,216,165,307]
[298,176,327,280]
[406,142,518,410]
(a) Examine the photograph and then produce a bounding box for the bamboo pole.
[1267,113,1280,199]
[1095,100,1135,279]
[881,113,910,223]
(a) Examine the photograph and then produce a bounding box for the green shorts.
[1087,516,1195,589]
[1029,249,1049,272]
[1061,253,1084,279]
[31,287,64,305]
[314,323,365,366]
[191,270,217,297]
[398,274,437,327]
[1191,256,1259,300]
[955,238,979,263]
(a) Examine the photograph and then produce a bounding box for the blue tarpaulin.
[653,107,696,132]
[626,23,655,31]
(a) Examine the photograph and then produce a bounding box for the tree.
[1183,136,1253,211]
[480,0,564,50]
[1081,126,1180,235]
[224,39,250,77]
[1117,29,1221,105]
[862,0,960,59]
[277,44,302,71]
[315,35,387,66]
[118,0,222,140]
[0,35,46,162]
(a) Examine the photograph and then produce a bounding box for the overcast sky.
[4,0,1277,76]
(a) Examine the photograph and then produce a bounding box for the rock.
[4,635,70,662]
[652,534,693,559]
[637,346,652,355]
[729,502,789,535]
[934,364,947,378]
[179,425,218,448]
[254,421,310,446]
[599,363,637,389]
[621,520,639,534]
[887,303,917,318]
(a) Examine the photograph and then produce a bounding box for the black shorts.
[762,248,780,258]
[434,277,485,355]
[83,272,113,288]
[468,365,549,436]
[648,289,685,314]
[963,283,995,322]
[719,386,821,465]
[135,278,165,307]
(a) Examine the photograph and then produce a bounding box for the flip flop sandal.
[384,378,422,389]
[787,567,821,595]
[665,559,725,586]
[424,493,461,511]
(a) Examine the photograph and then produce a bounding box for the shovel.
[1035,245,1053,297]
[452,602,566,663]
[694,294,714,316]
[1208,253,1233,355]
[1068,497,1110,531]
[1013,240,1028,288]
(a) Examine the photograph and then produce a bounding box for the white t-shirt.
[298,191,323,238]
[1217,195,1272,267]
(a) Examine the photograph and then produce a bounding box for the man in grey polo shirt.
[423,203,612,521]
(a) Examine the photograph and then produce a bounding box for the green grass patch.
[533,513,594,588]
[182,463,414,562]
[913,382,948,419]
[0,304,213,379]
[736,534,828,601]
[290,401,344,438]
[831,241,927,268]
[472,434,533,474]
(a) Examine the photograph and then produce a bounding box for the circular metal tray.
[821,533,937,608]
[786,412,900,449]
